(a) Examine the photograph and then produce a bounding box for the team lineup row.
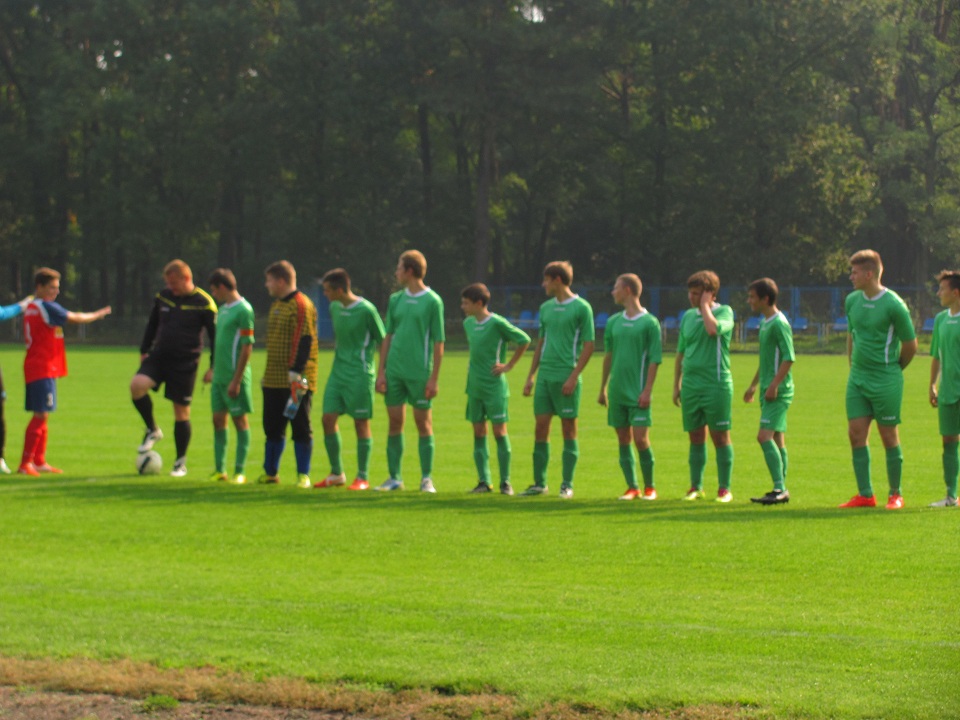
[12,250,960,509]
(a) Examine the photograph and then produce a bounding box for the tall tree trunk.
[473,119,494,282]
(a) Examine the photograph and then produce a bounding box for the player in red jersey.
[19,268,111,475]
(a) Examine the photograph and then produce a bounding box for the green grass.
[0,345,957,719]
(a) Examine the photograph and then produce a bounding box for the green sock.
[214,428,227,474]
[473,436,491,484]
[235,428,250,474]
[387,434,404,480]
[533,441,549,487]
[561,439,579,488]
[324,431,343,475]
[943,441,959,498]
[761,440,785,490]
[716,444,734,490]
[419,435,435,478]
[779,445,788,479]
[638,447,655,489]
[619,444,638,490]
[852,446,872,497]
[885,444,903,495]
[689,443,707,491]
[495,435,511,484]
[356,437,372,480]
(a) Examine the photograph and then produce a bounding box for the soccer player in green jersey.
[927,270,960,507]
[202,269,255,485]
[375,250,445,493]
[521,261,595,499]
[743,278,794,505]
[315,268,386,491]
[460,283,530,495]
[840,250,917,510]
[672,270,735,502]
[597,273,661,500]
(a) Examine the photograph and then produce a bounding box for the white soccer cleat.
[929,496,958,507]
[0,458,11,474]
[170,458,187,477]
[420,477,437,493]
[375,478,404,491]
[138,427,163,453]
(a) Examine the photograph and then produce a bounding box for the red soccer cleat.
[839,494,877,508]
[17,462,40,477]
[885,493,904,510]
[313,473,346,489]
[619,488,640,501]
[641,487,657,500]
[34,463,63,474]
[348,478,370,491]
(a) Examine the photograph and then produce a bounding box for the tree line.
[1,0,958,316]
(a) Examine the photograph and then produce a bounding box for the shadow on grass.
[1,473,928,525]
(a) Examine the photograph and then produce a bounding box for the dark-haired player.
[202,268,255,484]
[743,278,794,505]
[928,269,960,507]
[461,283,530,495]
[316,268,385,491]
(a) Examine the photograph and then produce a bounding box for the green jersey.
[757,311,795,399]
[537,295,595,382]
[604,310,662,406]
[385,287,446,380]
[931,309,960,404]
[846,289,915,380]
[212,298,255,384]
[464,313,530,398]
[329,297,386,382]
[677,305,735,389]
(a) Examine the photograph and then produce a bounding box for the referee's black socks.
[174,420,191,459]
[133,395,156,431]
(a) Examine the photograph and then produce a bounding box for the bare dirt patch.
[0,657,753,720]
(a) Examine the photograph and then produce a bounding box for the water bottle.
[283,376,309,419]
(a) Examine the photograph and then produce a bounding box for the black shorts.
[138,354,199,406]
[262,386,313,443]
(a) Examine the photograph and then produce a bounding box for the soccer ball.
[137,450,162,475]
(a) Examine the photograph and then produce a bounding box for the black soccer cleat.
[751,489,790,505]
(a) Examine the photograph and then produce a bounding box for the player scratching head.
[686,270,720,309]
[460,283,491,321]
[542,261,574,301]
[849,249,883,295]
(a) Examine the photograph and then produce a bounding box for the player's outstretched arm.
[66,306,112,324]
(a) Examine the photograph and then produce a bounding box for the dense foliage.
[1,1,959,312]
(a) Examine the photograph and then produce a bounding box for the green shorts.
[211,379,254,417]
[323,375,375,419]
[759,394,791,433]
[938,400,960,436]
[533,378,581,419]
[846,374,902,425]
[466,393,509,424]
[607,401,652,428]
[681,383,733,432]
[384,375,432,410]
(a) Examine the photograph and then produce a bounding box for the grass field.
[0,346,957,719]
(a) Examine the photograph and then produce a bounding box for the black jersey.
[140,287,217,362]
